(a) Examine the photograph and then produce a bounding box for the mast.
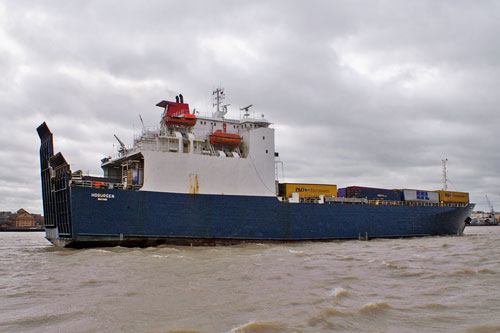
[212,87,225,115]
[442,158,448,191]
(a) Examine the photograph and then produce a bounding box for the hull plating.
[45,187,471,247]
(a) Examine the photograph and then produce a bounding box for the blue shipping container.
[344,186,402,201]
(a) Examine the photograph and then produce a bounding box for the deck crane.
[485,195,497,225]
[113,134,127,154]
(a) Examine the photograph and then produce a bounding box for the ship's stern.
[37,123,74,247]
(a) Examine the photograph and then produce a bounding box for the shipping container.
[340,186,402,201]
[278,183,337,199]
[402,189,439,203]
[437,190,469,203]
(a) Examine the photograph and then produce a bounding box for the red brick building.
[14,208,35,228]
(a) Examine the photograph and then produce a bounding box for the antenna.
[139,114,145,129]
[442,158,448,191]
[240,104,253,118]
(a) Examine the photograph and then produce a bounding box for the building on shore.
[15,208,35,228]
[0,209,44,230]
[0,211,13,228]
[470,211,500,225]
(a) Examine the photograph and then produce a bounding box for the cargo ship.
[37,89,474,248]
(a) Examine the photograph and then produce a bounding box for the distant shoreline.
[0,228,45,232]
[466,225,499,227]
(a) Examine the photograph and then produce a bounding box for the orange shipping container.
[437,190,469,203]
[279,183,337,199]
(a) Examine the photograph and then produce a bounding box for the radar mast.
[212,87,225,115]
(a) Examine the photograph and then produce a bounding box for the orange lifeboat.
[165,113,197,127]
[209,130,242,147]
[156,95,197,127]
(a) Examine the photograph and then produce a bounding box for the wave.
[230,321,290,333]
[382,260,407,269]
[124,291,138,297]
[307,308,353,330]
[329,287,349,299]
[395,271,425,277]
[151,254,169,258]
[359,301,391,314]
[320,308,348,316]
[0,311,83,330]
[83,248,112,254]
[413,303,449,310]
[452,267,497,275]
[79,279,116,288]
[465,324,500,333]
[451,268,476,276]
[335,255,355,260]
[303,265,321,269]
[157,247,181,253]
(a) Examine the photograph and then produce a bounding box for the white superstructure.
[101,90,276,197]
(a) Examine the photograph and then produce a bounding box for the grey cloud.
[1,0,499,212]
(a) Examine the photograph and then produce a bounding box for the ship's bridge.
[97,92,276,197]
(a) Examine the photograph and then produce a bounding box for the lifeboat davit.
[209,130,242,147]
[164,114,197,127]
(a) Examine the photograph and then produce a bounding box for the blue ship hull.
[45,186,471,247]
[37,122,472,248]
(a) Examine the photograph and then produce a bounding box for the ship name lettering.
[91,193,115,199]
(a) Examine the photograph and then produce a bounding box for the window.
[262,136,265,140]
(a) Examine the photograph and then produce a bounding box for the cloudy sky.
[1,0,499,213]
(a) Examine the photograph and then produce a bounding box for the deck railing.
[70,179,142,191]
[319,197,468,207]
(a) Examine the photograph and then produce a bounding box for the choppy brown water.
[1,227,500,333]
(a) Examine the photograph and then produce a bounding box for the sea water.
[1,227,499,332]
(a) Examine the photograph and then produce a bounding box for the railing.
[298,196,469,207]
[70,179,143,191]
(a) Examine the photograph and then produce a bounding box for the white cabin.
[101,91,276,197]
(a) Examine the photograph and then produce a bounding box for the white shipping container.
[402,189,439,203]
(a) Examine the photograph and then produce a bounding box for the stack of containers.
[337,186,402,201]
